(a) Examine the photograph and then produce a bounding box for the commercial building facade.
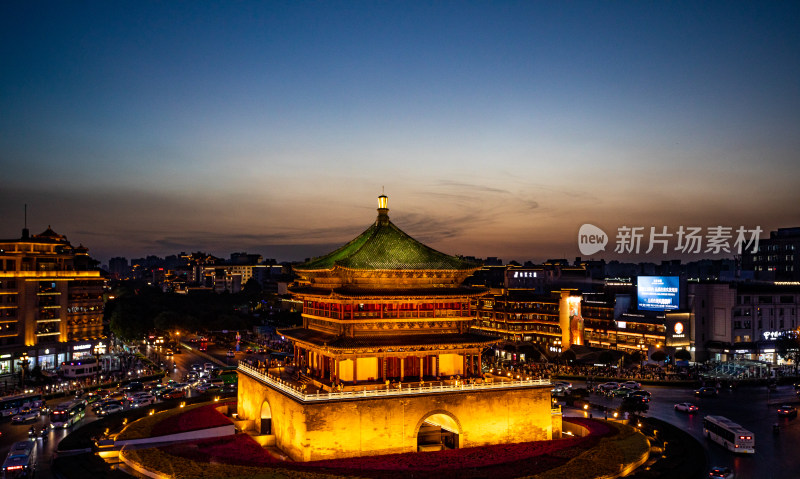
[0,227,107,386]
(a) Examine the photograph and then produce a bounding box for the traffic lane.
[570,382,800,479]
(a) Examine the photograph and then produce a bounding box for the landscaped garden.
[121,411,650,479]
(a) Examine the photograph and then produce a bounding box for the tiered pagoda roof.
[293,195,481,289]
[283,195,498,354]
[295,218,477,272]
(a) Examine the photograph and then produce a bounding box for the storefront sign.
[73,344,92,351]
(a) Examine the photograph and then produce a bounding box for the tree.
[598,350,615,366]
[153,311,182,332]
[776,335,800,375]
[674,349,692,362]
[109,298,154,341]
[650,350,667,362]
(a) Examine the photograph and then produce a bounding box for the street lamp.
[19,354,30,390]
[93,345,103,385]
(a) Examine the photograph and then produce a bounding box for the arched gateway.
[416,410,461,451]
[237,195,560,461]
[260,400,272,435]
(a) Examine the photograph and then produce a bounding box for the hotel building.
[0,227,106,384]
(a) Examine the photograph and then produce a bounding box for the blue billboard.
[637,276,680,311]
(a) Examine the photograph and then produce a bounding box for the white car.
[126,391,152,401]
[99,403,124,415]
[130,396,155,408]
[674,402,699,413]
[11,407,41,423]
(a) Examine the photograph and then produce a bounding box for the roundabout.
[117,404,651,479]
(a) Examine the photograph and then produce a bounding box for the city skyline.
[2,2,799,264]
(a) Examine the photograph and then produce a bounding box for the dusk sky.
[2,1,799,265]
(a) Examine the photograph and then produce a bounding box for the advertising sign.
[637,276,680,311]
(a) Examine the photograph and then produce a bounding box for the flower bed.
[161,434,280,467]
[131,418,624,479]
[151,403,232,437]
[116,401,233,441]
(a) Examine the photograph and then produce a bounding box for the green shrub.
[529,422,649,479]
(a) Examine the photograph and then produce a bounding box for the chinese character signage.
[637,276,680,311]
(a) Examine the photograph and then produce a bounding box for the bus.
[703,415,755,454]
[50,399,86,429]
[60,358,101,379]
[0,394,44,418]
[1,441,35,478]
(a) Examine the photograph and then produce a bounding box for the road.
[562,380,800,479]
[0,345,215,478]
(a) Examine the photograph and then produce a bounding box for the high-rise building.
[741,227,800,281]
[0,227,106,382]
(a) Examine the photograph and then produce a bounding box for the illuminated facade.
[472,289,584,357]
[0,227,105,378]
[237,196,558,461]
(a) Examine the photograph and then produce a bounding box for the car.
[162,389,186,400]
[708,465,734,479]
[621,381,640,389]
[130,395,155,408]
[621,395,649,411]
[125,382,144,392]
[126,391,151,402]
[204,362,215,371]
[777,405,798,418]
[551,380,571,395]
[196,383,222,394]
[11,407,41,423]
[165,348,174,356]
[245,348,254,354]
[87,389,110,401]
[612,387,634,397]
[98,403,124,415]
[92,399,113,413]
[223,383,238,393]
[695,387,718,397]
[95,400,124,415]
[626,390,651,402]
[226,350,235,358]
[597,382,619,392]
[191,363,202,372]
[674,402,699,413]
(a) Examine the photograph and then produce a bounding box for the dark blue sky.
[1,1,798,263]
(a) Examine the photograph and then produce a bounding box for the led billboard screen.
[637,276,680,311]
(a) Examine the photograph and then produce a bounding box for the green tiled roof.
[296,219,478,271]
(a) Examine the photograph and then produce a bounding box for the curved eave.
[288,285,489,300]
[293,265,480,275]
[278,327,501,353]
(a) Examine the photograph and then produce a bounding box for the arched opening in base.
[260,400,273,435]
[417,413,459,452]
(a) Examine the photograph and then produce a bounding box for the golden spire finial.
[377,192,389,224]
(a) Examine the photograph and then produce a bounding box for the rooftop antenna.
[22,204,29,239]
